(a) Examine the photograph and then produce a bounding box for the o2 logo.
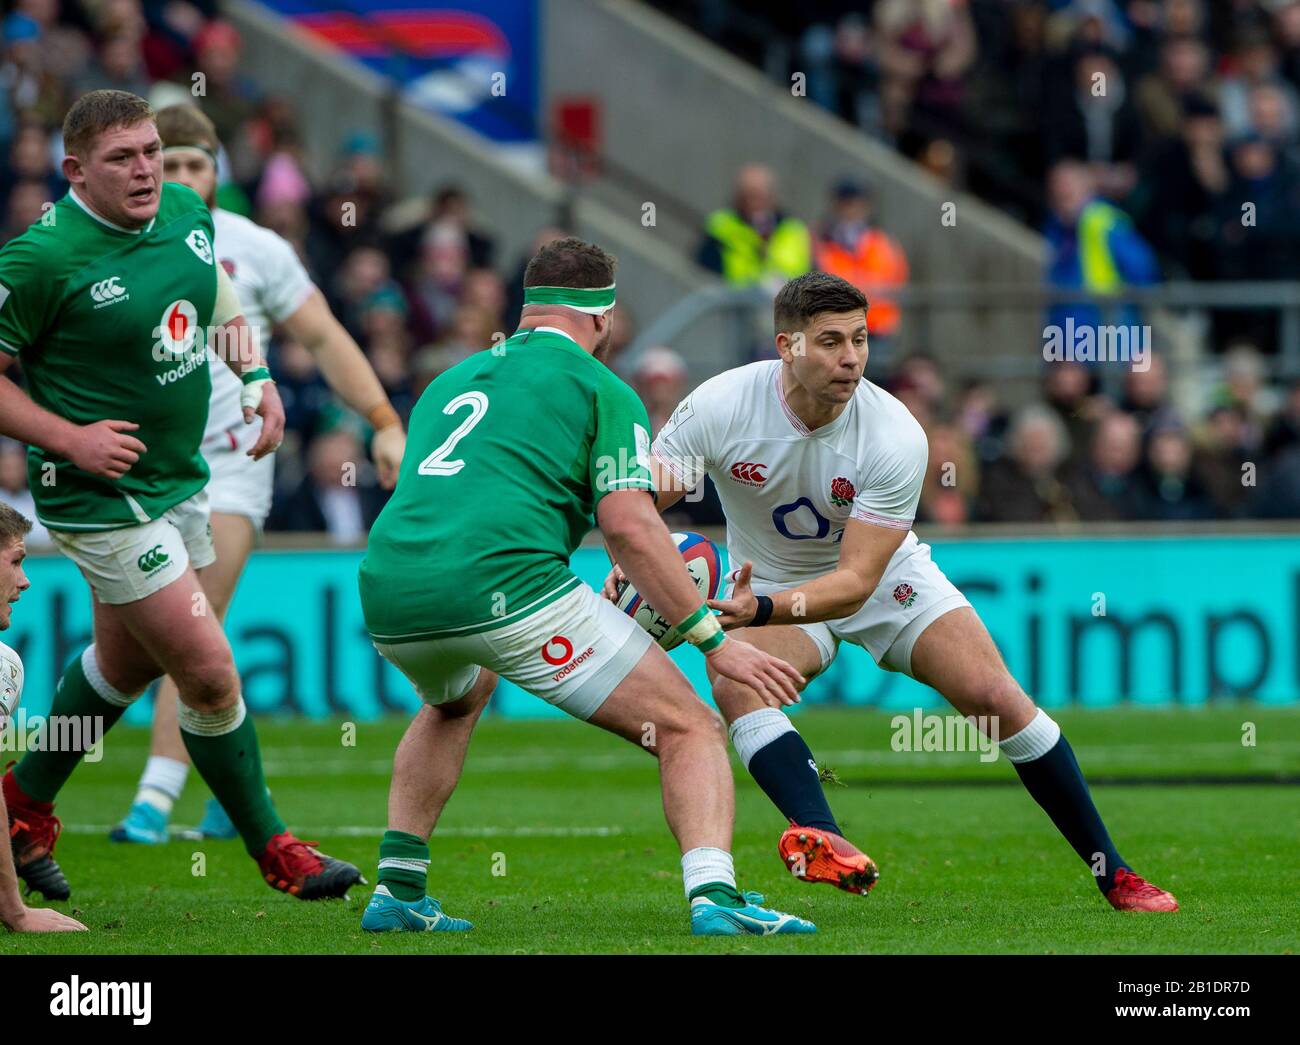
[772,498,844,543]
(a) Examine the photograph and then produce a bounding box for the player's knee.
[656,693,726,750]
[959,672,1029,722]
[173,647,239,711]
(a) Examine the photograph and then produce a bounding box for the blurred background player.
[0,90,360,901]
[608,272,1178,912]
[0,504,86,932]
[357,237,813,935]
[108,102,407,846]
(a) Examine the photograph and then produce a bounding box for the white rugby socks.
[135,755,190,815]
[681,846,736,899]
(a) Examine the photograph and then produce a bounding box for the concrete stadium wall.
[543,0,1048,386]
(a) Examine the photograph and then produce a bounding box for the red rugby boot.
[778,825,879,895]
[1106,867,1179,912]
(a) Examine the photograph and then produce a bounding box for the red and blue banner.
[265,0,539,144]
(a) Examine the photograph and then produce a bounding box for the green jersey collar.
[66,188,156,235]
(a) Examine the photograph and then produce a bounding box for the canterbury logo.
[730,461,768,485]
[90,277,126,304]
[136,544,171,574]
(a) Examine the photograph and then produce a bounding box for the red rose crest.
[893,583,916,608]
[830,476,856,507]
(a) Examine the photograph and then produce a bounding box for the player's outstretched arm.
[598,490,802,705]
[0,789,86,933]
[708,519,908,629]
[279,289,406,488]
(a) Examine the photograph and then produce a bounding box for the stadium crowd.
[2,0,1299,536]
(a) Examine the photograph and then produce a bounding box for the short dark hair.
[0,503,32,547]
[155,103,219,154]
[773,272,868,335]
[523,236,616,290]
[63,89,155,158]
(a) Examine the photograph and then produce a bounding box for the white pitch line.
[61,824,625,839]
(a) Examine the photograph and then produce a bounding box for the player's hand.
[601,563,626,602]
[707,560,758,629]
[246,380,286,460]
[371,423,405,489]
[4,905,88,933]
[705,636,803,707]
[68,419,147,479]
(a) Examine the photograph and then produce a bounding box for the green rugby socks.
[178,698,285,854]
[13,646,134,803]
[377,830,430,901]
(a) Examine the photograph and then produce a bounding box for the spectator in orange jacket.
[815,178,910,360]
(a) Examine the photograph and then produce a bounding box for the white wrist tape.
[240,378,271,416]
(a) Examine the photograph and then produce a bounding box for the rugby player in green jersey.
[358,237,816,936]
[0,90,361,902]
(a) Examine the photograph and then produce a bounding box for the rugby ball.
[614,532,723,650]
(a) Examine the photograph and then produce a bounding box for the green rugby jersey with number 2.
[0,182,218,531]
[360,327,655,642]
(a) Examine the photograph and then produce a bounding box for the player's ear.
[61,152,84,184]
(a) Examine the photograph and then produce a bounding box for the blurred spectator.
[1120,353,1179,433]
[1042,360,1105,467]
[75,30,150,99]
[874,0,976,143]
[1046,48,1143,200]
[918,422,977,525]
[1065,410,1146,520]
[696,164,811,286]
[267,426,387,541]
[973,404,1077,523]
[1134,95,1227,279]
[632,347,689,434]
[814,178,909,357]
[1218,24,1300,142]
[191,19,259,146]
[388,184,496,284]
[955,378,1010,463]
[1137,421,1214,519]
[1044,160,1160,333]
[1193,404,1256,517]
[1133,36,1216,145]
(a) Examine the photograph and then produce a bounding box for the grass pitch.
[3,705,1296,954]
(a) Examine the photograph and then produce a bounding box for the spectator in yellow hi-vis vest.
[697,164,812,286]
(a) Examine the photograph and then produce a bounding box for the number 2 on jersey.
[417,391,489,476]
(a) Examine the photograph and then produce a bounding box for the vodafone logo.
[156,299,200,358]
[730,461,768,486]
[541,636,574,665]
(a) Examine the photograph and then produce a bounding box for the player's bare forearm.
[0,790,26,928]
[0,373,80,458]
[767,567,884,624]
[283,290,392,422]
[211,314,266,377]
[599,490,711,625]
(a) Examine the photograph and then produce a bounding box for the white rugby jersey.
[202,209,315,453]
[652,360,927,586]
[1,640,23,726]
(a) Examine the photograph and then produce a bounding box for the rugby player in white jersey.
[110,104,407,844]
[0,504,86,931]
[604,272,1178,912]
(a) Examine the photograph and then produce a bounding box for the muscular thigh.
[705,626,825,723]
[587,641,721,751]
[908,607,1036,733]
[108,567,236,690]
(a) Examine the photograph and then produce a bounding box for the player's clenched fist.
[704,637,804,707]
[245,380,286,460]
[67,419,148,479]
[371,423,406,489]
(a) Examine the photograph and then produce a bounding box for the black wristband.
[750,595,775,627]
